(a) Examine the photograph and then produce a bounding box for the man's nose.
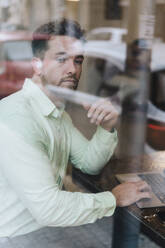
[66,59,76,74]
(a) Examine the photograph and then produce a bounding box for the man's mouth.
[61,79,78,89]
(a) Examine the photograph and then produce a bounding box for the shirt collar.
[23,78,64,118]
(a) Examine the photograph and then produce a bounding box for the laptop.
[116,171,165,208]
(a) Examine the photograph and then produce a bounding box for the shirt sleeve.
[68,115,118,175]
[0,123,116,227]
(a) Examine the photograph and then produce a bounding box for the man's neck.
[31,75,65,108]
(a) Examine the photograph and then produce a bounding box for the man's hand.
[83,99,118,132]
[112,181,151,207]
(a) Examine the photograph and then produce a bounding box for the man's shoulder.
[0,90,43,144]
[0,90,36,133]
[0,89,31,117]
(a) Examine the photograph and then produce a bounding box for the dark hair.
[32,18,85,58]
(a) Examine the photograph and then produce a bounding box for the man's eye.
[56,57,67,63]
[75,59,83,65]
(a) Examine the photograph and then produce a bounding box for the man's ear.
[31,58,43,75]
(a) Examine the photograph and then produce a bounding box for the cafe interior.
[1,0,165,247]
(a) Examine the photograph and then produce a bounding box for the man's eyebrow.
[75,55,84,59]
[55,53,84,59]
[55,52,66,56]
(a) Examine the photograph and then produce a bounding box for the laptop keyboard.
[138,173,165,203]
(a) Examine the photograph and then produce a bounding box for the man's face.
[40,35,84,90]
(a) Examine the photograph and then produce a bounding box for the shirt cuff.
[96,125,118,144]
[110,127,115,133]
[94,191,116,218]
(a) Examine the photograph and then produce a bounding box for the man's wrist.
[111,189,118,206]
[101,126,115,133]
[109,127,115,133]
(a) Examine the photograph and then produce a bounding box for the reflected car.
[84,27,165,72]
[85,27,165,151]
[0,31,33,99]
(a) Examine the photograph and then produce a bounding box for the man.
[0,19,150,238]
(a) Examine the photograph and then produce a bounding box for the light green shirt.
[0,78,118,237]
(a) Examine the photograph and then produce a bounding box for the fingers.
[136,191,151,201]
[135,180,151,191]
[87,99,106,119]
[104,112,113,121]
[85,99,114,124]
[131,180,151,202]
[96,110,108,125]
[82,98,118,131]
[82,102,91,111]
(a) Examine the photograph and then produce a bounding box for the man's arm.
[68,99,118,175]
[69,117,118,175]
[0,123,116,227]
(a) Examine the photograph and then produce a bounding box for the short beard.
[59,77,79,90]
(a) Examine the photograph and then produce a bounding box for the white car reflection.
[84,27,165,152]
[84,27,165,72]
